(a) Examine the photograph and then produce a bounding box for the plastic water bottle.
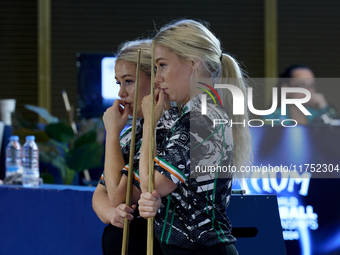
[5,136,23,178]
[22,136,40,187]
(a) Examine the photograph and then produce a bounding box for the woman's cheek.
[137,106,143,118]
[127,104,133,116]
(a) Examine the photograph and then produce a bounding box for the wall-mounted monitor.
[77,53,118,119]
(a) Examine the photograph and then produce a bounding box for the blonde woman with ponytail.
[138,19,251,254]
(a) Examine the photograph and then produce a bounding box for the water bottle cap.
[25,135,35,141]
[9,136,19,141]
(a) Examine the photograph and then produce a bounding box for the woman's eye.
[154,63,165,73]
[125,80,134,85]
[116,81,121,86]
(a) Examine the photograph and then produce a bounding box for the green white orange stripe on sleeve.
[154,156,187,184]
[123,165,140,183]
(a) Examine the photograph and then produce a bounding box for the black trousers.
[102,217,163,255]
[159,242,239,255]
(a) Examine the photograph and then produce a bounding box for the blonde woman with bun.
[92,39,178,255]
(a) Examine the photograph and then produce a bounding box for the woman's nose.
[155,70,164,86]
[118,86,127,98]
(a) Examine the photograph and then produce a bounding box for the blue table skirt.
[0,184,285,255]
[0,184,106,255]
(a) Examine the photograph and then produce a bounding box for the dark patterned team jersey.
[98,107,179,188]
[152,93,236,249]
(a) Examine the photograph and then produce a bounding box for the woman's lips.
[122,101,132,107]
[122,102,133,112]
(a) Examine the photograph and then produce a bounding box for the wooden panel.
[278,0,340,110]
[1,0,265,121]
[51,0,264,120]
[0,1,38,122]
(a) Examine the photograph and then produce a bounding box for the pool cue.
[121,48,142,255]
[147,39,156,255]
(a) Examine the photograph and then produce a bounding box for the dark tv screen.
[77,53,118,119]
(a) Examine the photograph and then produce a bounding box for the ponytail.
[219,53,252,175]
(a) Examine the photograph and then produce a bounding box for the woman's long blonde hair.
[154,19,252,172]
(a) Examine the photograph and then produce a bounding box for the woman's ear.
[192,60,202,70]
[192,60,211,77]
[191,60,196,69]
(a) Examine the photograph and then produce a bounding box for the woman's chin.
[129,108,143,119]
[128,108,134,117]
[166,95,175,102]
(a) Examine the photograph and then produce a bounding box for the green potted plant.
[13,105,104,185]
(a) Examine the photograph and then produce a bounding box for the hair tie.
[220,53,223,61]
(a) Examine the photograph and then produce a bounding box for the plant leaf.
[64,166,77,185]
[40,172,55,184]
[65,143,104,173]
[24,104,59,123]
[73,130,97,150]
[45,122,74,143]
